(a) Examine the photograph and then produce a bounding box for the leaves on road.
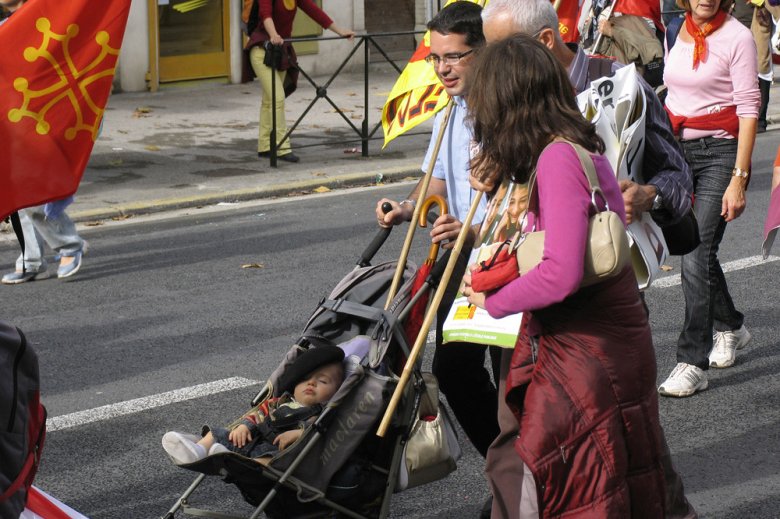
[133,107,152,118]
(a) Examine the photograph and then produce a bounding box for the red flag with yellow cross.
[0,0,131,220]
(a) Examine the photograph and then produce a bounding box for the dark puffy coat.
[507,267,665,518]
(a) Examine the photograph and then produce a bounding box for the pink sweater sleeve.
[729,23,760,119]
[484,144,624,318]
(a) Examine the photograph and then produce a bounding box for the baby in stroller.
[162,345,345,466]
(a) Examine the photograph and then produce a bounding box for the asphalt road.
[1,132,779,518]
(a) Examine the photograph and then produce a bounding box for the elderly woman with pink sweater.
[659,0,760,398]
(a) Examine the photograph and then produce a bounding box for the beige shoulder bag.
[513,141,630,287]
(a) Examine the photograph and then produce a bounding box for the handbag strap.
[520,139,607,234]
[565,141,610,213]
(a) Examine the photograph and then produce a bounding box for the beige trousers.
[249,45,291,154]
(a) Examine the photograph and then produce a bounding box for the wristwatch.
[399,199,416,209]
[651,187,663,211]
[732,167,749,179]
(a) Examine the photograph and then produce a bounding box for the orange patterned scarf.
[684,9,728,69]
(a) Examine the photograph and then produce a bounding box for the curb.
[68,165,421,223]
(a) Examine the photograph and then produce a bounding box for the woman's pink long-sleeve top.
[664,15,759,140]
[484,143,626,320]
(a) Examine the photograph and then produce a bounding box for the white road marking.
[45,255,778,433]
[47,377,260,432]
[651,255,779,289]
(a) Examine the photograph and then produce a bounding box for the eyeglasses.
[424,49,475,67]
[531,26,550,39]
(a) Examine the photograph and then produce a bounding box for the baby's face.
[293,363,343,407]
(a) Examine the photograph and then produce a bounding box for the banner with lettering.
[0,0,131,220]
[577,64,668,289]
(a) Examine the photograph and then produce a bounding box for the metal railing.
[264,30,425,167]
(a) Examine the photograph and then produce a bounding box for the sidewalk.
[72,66,433,222]
[26,71,780,222]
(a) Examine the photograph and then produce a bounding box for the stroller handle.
[358,203,394,268]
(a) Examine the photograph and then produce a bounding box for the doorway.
[149,0,231,85]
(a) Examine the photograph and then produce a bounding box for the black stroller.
[162,200,464,519]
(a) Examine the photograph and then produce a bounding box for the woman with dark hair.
[659,0,759,397]
[462,35,665,517]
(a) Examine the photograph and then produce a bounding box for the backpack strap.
[587,56,614,83]
[666,16,684,52]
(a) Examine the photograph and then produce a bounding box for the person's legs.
[675,138,737,370]
[485,348,523,519]
[25,205,86,278]
[758,78,771,132]
[27,206,84,256]
[162,431,211,465]
[15,207,46,272]
[432,341,499,457]
[249,45,291,156]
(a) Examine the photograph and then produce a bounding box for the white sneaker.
[710,326,751,368]
[162,431,207,465]
[208,443,230,456]
[658,363,708,397]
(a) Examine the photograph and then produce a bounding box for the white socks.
[162,431,207,465]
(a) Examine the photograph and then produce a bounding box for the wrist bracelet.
[732,167,749,179]
[399,199,416,208]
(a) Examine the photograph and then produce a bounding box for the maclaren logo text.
[320,389,377,466]
[8,17,120,142]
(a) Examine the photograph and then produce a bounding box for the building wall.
[116,0,363,92]
[117,0,149,93]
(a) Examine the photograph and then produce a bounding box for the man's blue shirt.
[421,95,487,225]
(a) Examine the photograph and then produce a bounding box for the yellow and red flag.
[381,0,581,145]
[381,0,487,147]
[0,0,131,220]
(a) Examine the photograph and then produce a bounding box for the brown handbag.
[513,141,630,287]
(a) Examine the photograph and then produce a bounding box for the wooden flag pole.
[384,100,455,310]
[377,189,483,437]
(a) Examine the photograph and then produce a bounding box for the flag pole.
[591,0,619,55]
[384,99,455,310]
[377,189,483,437]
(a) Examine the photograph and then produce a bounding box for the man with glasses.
[375,4,497,514]
[478,1,697,518]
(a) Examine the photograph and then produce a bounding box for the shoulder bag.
[513,141,630,287]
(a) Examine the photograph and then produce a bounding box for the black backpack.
[0,322,47,518]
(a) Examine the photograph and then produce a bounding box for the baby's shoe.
[162,431,207,465]
[208,443,230,456]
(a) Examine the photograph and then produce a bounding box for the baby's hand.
[229,424,252,448]
[273,429,303,450]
